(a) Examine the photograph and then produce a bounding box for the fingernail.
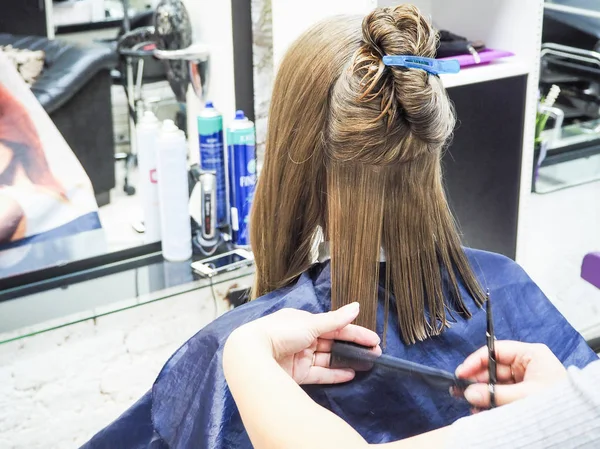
[455,364,463,376]
[464,387,483,405]
[345,302,360,314]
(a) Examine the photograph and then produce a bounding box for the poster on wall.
[0,51,106,278]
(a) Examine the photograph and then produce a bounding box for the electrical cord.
[208,274,219,320]
[135,266,139,299]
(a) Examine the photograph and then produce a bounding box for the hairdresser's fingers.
[301,367,355,385]
[463,382,541,408]
[459,364,518,384]
[458,341,549,378]
[316,339,333,353]
[458,341,528,378]
[310,303,360,337]
[318,324,381,348]
[312,352,331,368]
[457,342,563,386]
[316,338,382,357]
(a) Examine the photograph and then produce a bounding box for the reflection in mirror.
[0,51,106,278]
[0,0,242,285]
[535,0,600,193]
[527,0,600,340]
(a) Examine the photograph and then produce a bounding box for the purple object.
[439,49,514,68]
[582,252,600,289]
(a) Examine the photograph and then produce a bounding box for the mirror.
[529,0,600,339]
[0,0,247,289]
[535,0,600,193]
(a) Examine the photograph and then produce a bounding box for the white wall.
[183,0,237,164]
[271,0,376,67]
[0,274,253,449]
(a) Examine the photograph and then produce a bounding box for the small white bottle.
[136,111,162,243]
[156,120,192,261]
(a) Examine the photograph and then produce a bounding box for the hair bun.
[355,5,454,147]
[362,4,436,59]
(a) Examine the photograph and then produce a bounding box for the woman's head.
[251,5,485,344]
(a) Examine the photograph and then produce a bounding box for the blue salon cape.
[82,249,598,448]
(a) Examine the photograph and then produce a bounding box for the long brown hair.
[250,5,485,344]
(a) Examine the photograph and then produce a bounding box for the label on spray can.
[227,110,256,247]
[198,101,228,227]
[200,171,217,241]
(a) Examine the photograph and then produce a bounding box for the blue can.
[227,110,257,246]
[198,101,228,227]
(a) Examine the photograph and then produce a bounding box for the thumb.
[312,303,360,336]
[463,382,536,408]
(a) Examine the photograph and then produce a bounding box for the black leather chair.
[0,34,118,206]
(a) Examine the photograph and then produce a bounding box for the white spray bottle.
[156,120,192,261]
[136,111,161,243]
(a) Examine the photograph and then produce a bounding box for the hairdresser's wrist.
[224,325,274,378]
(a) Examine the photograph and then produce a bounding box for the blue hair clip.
[382,55,460,75]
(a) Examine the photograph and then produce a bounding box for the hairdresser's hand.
[455,341,567,409]
[226,303,381,385]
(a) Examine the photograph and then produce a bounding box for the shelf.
[439,58,531,88]
[544,2,600,20]
[55,19,123,34]
[0,258,255,344]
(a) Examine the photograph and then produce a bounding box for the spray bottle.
[136,111,161,243]
[227,110,256,247]
[198,102,228,228]
[157,120,192,261]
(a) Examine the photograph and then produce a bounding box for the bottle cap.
[205,101,214,109]
[161,119,179,133]
[234,110,246,120]
[139,110,159,125]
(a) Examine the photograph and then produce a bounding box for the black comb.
[331,341,473,390]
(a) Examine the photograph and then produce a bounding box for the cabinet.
[0,0,49,37]
[444,76,528,259]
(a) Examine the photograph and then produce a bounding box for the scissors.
[486,290,497,408]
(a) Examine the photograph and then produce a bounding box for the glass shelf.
[536,119,600,193]
[0,257,254,345]
[545,118,600,150]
